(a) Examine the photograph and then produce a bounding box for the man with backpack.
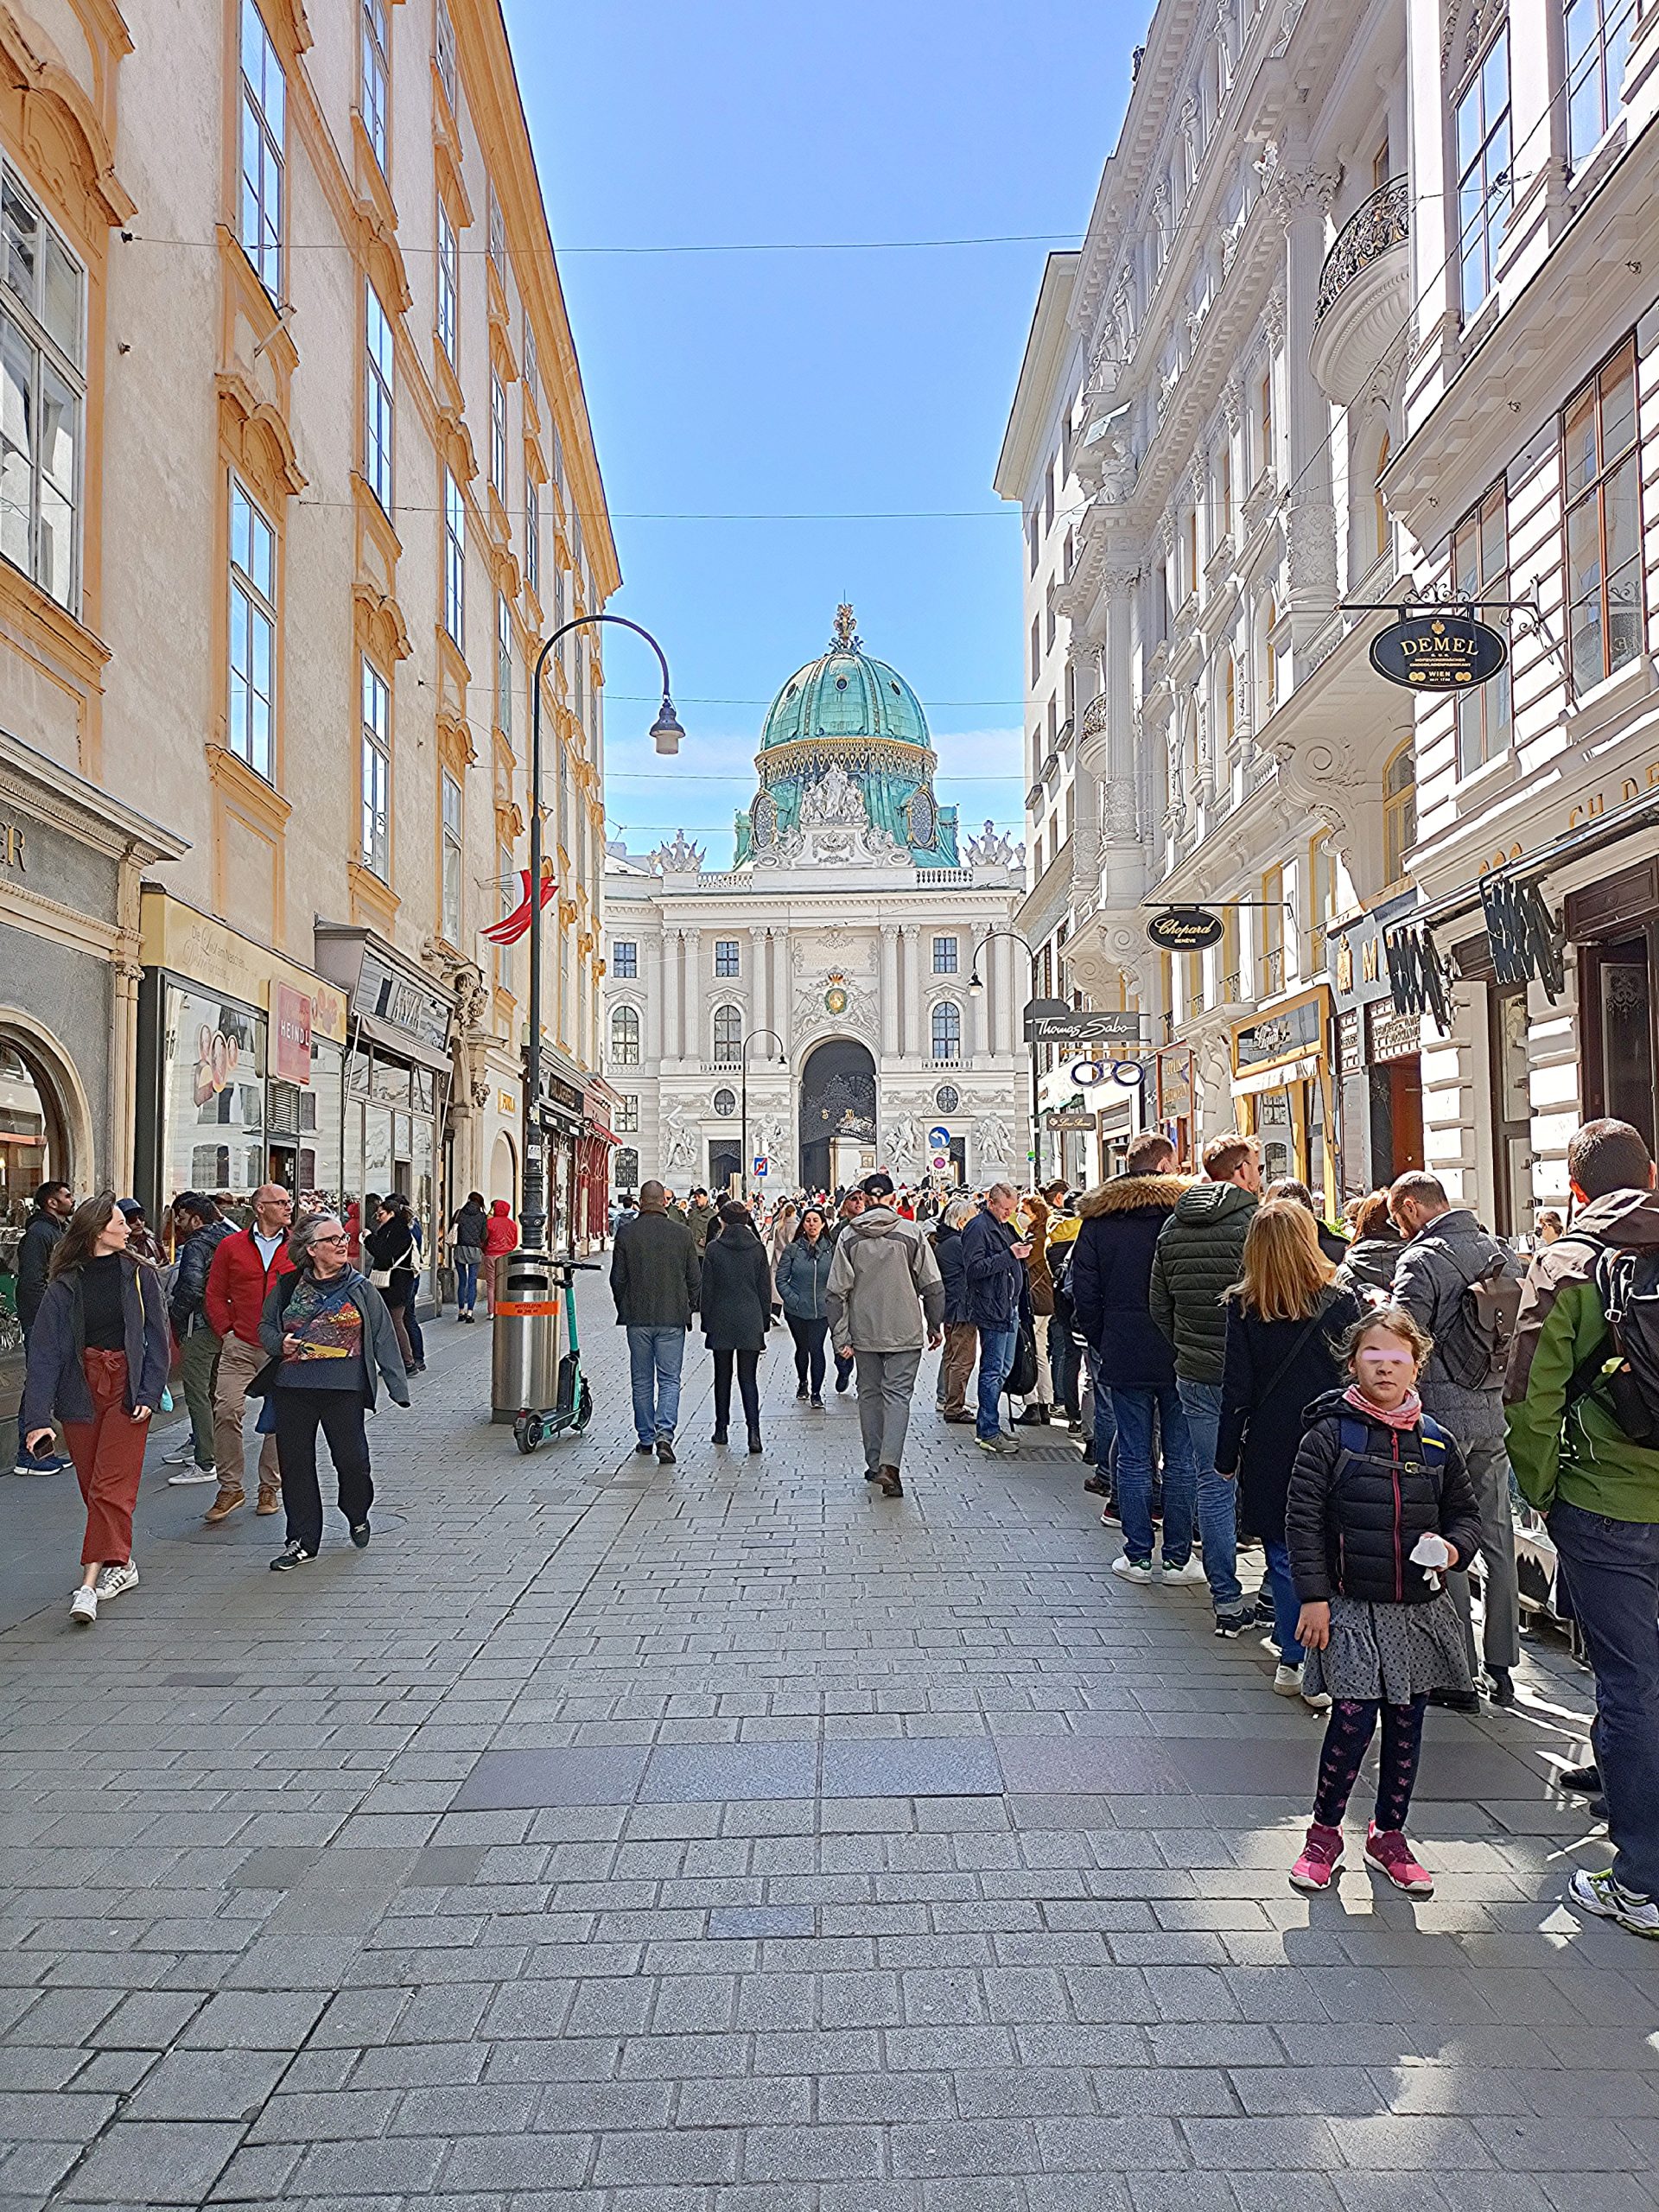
[1506,1117,1659,1942]
[1390,1171,1524,1707]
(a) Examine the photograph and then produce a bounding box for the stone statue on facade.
[966,819,1016,867]
[651,830,705,874]
[662,1102,698,1172]
[798,763,866,829]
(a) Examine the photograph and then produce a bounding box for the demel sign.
[1369,610,1507,690]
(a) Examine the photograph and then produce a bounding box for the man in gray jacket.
[1391,1171,1523,1706]
[826,1173,944,1497]
[611,1181,702,1465]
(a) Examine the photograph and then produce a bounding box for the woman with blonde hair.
[1214,1198,1363,1705]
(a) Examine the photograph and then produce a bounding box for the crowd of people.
[612,1111,1659,1934]
[11,1179,526,1619]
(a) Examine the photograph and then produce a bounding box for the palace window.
[364,281,394,512]
[617,1094,639,1133]
[360,658,390,877]
[611,1007,640,1065]
[713,1005,742,1063]
[228,478,276,779]
[238,1,284,298]
[714,938,741,977]
[1565,339,1642,693]
[437,200,459,365]
[931,1001,962,1062]
[360,0,389,172]
[1567,0,1637,167]
[1383,743,1416,887]
[1456,27,1510,317]
[0,160,83,611]
[490,370,508,496]
[615,1146,639,1188]
[1452,482,1511,772]
[612,940,638,978]
[932,935,958,974]
[441,770,462,944]
[442,468,465,647]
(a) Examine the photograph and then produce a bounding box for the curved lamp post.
[968,924,1041,1184]
[524,613,680,1256]
[739,1029,787,1204]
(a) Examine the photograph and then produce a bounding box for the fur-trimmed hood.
[1076,1174,1192,1219]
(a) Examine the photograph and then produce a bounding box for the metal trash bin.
[489,1249,563,1424]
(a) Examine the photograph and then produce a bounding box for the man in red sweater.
[202,1183,295,1523]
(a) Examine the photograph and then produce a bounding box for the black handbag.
[1005,1313,1039,1400]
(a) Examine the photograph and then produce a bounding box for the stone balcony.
[1309,180,1410,408]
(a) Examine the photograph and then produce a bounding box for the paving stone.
[64,2120,245,2203]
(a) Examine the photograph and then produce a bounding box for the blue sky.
[506,1,1137,867]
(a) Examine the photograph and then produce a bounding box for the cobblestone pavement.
[3,1304,1657,2212]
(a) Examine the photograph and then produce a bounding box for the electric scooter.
[512,1257,599,1454]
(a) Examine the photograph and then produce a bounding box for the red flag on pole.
[483,864,556,945]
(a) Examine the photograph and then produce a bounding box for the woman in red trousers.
[22,1193,171,1626]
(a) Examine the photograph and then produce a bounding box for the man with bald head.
[202,1182,296,1522]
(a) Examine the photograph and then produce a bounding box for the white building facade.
[999,0,1659,1223]
[602,613,1027,1198]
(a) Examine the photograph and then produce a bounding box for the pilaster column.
[969,931,988,1064]
[645,932,664,1064]
[681,929,702,1062]
[995,931,1018,1057]
[905,926,923,1056]
[749,925,769,1039]
[880,925,900,1057]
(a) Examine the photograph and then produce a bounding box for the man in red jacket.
[202,1183,295,1523]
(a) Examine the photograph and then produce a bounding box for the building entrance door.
[799,1039,877,1193]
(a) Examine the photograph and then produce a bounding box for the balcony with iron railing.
[1309,180,1410,409]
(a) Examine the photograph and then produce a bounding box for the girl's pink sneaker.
[1289,1821,1344,1892]
[1364,1823,1433,1894]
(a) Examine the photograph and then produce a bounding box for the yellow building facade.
[0,0,616,1325]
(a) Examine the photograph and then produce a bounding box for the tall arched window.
[713,1005,743,1064]
[1383,743,1416,886]
[610,1007,640,1065]
[931,1001,962,1062]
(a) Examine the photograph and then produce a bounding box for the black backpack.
[1582,1244,1659,1445]
[1431,1243,1522,1389]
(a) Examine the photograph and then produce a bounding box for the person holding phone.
[957,1183,1033,1458]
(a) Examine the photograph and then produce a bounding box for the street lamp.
[738,1029,786,1204]
[968,924,1041,1184]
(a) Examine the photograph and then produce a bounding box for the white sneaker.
[162,1440,200,1465]
[94,1560,138,1602]
[1303,1686,1332,1712]
[1273,1662,1304,1697]
[1568,1867,1659,1939]
[1112,1554,1155,1583]
[1159,1554,1210,1586]
[68,1586,97,1625]
[166,1466,217,1485]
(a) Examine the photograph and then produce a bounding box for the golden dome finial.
[832,602,859,649]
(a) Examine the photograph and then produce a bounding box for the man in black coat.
[13,1179,73,1476]
[610,1180,701,1464]
[958,1184,1033,1456]
[1071,1135,1200,1580]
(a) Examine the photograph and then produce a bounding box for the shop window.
[435,0,457,111]
[229,478,276,780]
[713,1004,742,1063]
[490,370,508,496]
[162,988,267,1207]
[442,467,465,647]
[931,1001,962,1063]
[2,160,85,612]
[932,935,958,974]
[1452,483,1511,771]
[1382,743,1415,886]
[437,199,459,365]
[238,0,284,298]
[440,770,461,944]
[610,1007,640,1065]
[1455,26,1510,317]
[1565,338,1642,693]
[612,940,638,978]
[616,1094,639,1133]
[714,938,740,977]
[364,280,394,512]
[360,0,389,172]
[1567,0,1636,166]
[360,658,390,878]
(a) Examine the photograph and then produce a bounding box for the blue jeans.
[1548,1500,1659,1899]
[1262,1537,1303,1668]
[1110,1383,1197,1566]
[627,1325,685,1445]
[454,1260,479,1313]
[1178,1376,1244,1616]
[976,1325,1018,1439]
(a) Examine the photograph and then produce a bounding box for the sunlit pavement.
[2,1306,1656,2212]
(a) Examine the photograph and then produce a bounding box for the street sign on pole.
[927,1124,950,1150]
[753,1158,767,1178]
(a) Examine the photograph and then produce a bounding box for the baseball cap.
[859,1173,895,1199]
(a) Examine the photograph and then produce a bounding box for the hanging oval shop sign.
[1369,610,1508,690]
[1147,906,1224,951]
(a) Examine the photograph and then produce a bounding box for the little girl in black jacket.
[1284,1304,1481,1900]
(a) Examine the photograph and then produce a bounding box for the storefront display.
[1231,988,1337,1216]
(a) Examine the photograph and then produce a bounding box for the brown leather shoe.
[204,1486,245,1524]
[256,1488,281,1516]
[877,1465,904,1497]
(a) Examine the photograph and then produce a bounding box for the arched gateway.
[798,1039,877,1194]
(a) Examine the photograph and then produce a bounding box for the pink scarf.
[1344,1382,1422,1431]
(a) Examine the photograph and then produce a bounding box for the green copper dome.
[759,605,931,751]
